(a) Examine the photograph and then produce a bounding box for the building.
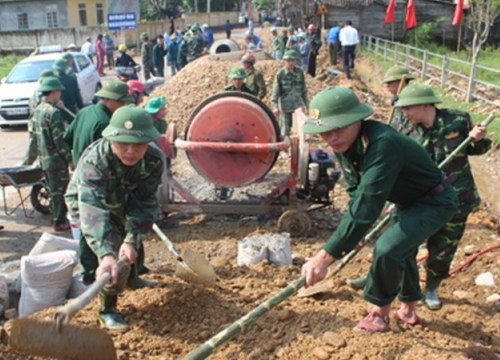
[0,0,68,31]
[67,0,107,27]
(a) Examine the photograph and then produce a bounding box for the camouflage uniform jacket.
[271,35,281,53]
[186,35,204,63]
[65,138,164,259]
[416,108,491,213]
[244,67,267,99]
[141,42,153,67]
[23,100,72,170]
[389,95,420,139]
[271,66,308,113]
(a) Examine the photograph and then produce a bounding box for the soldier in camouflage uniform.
[140,32,154,81]
[270,27,282,59]
[186,24,205,64]
[52,59,84,124]
[241,53,267,99]
[394,84,492,310]
[65,105,163,331]
[61,52,77,79]
[301,87,458,332]
[23,77,72,231]
[271,49,308,136]
[382,66,417,138]
[224,66,254,94]
[145,96,168,135]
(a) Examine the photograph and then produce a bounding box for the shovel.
[152,223,216,287]
[9,259,127,360]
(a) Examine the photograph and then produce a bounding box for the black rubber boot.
[98,294,129,331]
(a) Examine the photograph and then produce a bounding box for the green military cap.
[383,66,415,83]
[38,76,65,92]
[191,24,201,32]
[140,32,149,39]
[394,83,442,107]
[229,66,247,80]
[102,105,161,144]
[95,80,135,103]
[303,87,374,134]
[52,59,68,71]
[61,53,74,61]
[145,96,167,114]
[283,49,299,60]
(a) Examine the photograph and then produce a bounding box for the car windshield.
[5,60,55,83]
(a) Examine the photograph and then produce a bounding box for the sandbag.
[29,232,79,256]
[19,250,78,318]
[237,233,293,266]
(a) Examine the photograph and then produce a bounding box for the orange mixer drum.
[184,92,281,188]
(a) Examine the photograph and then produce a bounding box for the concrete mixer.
[159,91,341,237]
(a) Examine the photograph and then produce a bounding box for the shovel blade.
[175,248,217,287]
[10,318,117,360]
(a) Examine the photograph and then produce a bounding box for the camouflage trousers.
[44,169,69,223]
[280,112,293,137]
[425,209,470,282]
[79,233,147,284]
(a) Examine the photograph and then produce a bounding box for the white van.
[0,52,102,128]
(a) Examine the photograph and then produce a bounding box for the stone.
[486,293,500,303]
[312,347,331,360]
[453,290,475,299]
[475,272,496,287]
[3,308,17,320]
[463,245,477,256]
[322,331,347,349]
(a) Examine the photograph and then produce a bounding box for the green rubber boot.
[424,273,443,310]
[346,276,367,290]
[98,294,129,331]
[127,276,158,289]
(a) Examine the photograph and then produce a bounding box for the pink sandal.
[355,312,390,332]
[394,310,421,326]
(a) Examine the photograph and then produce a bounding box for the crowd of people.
[20,20,492,335]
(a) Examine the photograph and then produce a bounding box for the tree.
[144,0,184,19]
[466,0,500,64]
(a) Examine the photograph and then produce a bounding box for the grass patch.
[0,55,23,80]
[362,51,500,143]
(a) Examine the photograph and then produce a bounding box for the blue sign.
[108,12,137,30]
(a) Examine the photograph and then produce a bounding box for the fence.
[361,34,500,108]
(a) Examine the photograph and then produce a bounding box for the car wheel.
[93,82,103,103]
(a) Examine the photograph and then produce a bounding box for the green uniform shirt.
[65,138,163,259]
[416,108,491,213]
[245,67,267,99]
[152,43,167,69]
[141,42,153,66]
[324,120,445,258]
[64,102,112,165]
[271,66,308,113]
[153,118,167,134]
[223,83,254,94]
[23,100,72,170]
[57,72,84,123]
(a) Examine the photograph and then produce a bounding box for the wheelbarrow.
[0,165,50,217]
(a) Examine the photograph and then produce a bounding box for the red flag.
[452,0,464,25]
[405,0,417,30]
[384,0,396,23]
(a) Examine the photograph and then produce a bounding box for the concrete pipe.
[209,39,240,55]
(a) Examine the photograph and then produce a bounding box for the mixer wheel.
[277,210,312,237]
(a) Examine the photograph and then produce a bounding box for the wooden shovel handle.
[55,258,127,327]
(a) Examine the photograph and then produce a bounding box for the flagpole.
[456,21,462,55]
